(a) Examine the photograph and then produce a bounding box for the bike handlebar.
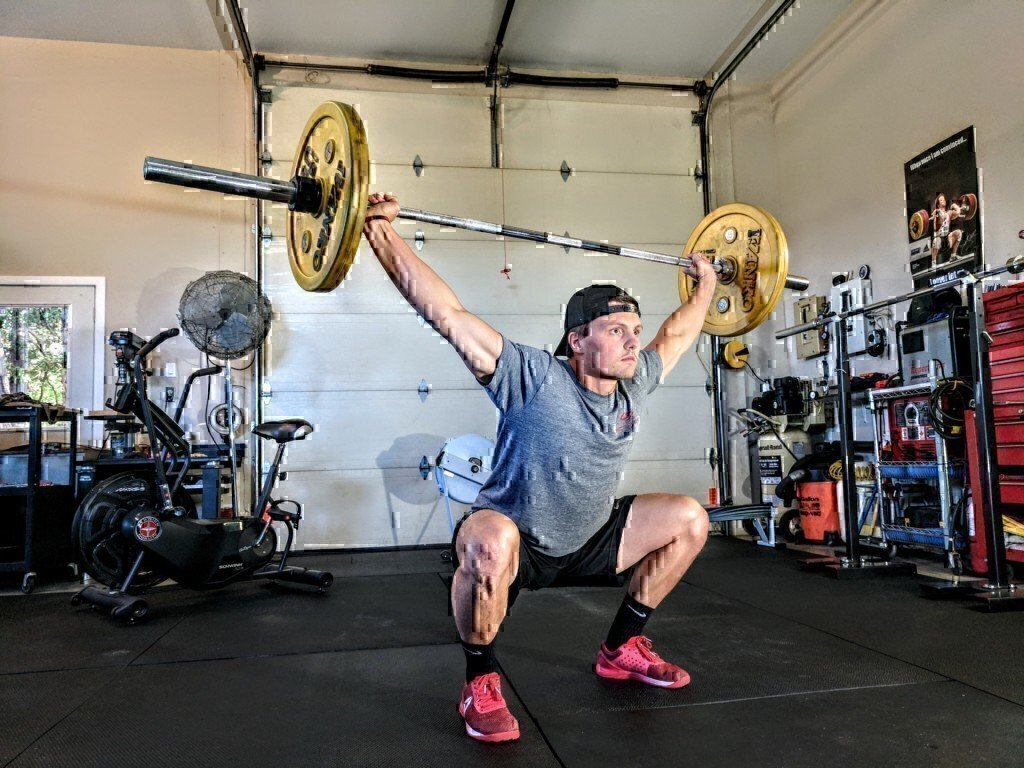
[173,365,223,425]
[137,328,180,360]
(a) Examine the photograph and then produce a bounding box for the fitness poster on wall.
[904,126,982,290]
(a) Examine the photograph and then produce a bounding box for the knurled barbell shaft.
[398,207,706,269]
[143,157,809,290]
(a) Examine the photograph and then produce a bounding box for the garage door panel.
[263,244,709,388]
[282,458,710,551]
[444,242,692,317]
[264,236,695,319]
[278,469,460,550]
[501,169,703,246]
[266,313,568,391]
[265,389,496,471]
[266,85,491,168]
[261,162,504,243]
[267,312,473,391]
[502,98,698,175]
[263,385,707,476]
[264,312,707,393]
[618,460,712,500]
[262,238,399,314]
[260,163,702,250]
[630,387,713,462]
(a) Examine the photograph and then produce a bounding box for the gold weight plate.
[288,102,370,292]
[678,203,789,337]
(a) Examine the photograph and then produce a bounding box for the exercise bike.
[72,328,332,622]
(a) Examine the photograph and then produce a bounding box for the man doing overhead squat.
[362,193,716,743]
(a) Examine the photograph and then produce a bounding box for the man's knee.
[669,495,710,542]
[456,511,520,578]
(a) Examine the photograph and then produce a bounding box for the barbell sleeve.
[143,157,296,205]
[143,156,808,290]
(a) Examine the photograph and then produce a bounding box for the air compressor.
[744,377,828,539]
[754,423,808,540]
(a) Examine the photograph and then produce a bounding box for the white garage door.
[259,70,714,550]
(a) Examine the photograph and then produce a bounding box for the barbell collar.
[143,157,296,206]
[291,175,324,214]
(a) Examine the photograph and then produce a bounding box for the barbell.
[143,100,809,337]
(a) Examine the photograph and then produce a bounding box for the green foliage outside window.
[0,306,69,405]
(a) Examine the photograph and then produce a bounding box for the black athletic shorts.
[451,495,637,608]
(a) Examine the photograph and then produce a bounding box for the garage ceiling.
[0,0,856,83]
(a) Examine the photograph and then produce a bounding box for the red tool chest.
[968,283,1024,572]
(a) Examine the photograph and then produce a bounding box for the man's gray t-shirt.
[472,337,663,557]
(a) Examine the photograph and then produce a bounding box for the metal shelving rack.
[0,404,79,592]
[867,375,966,570]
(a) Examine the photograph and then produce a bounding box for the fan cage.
[177,270,272,360]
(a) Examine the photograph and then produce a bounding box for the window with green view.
[0,305,69,405]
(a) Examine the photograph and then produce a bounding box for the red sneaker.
[457,672,520,743]
[594,636,691,689]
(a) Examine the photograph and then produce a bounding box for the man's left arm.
[644,254,717,381]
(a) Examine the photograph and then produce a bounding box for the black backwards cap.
[554,284,640,358]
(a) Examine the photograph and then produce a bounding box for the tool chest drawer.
[994,402,1024,421]
[998,475,1024,504]
[987,312,1024,335]
[990,355,1024,397]
[984,282,1024,325]
[996,444,1024,467]
[995,421,1024,444]
[989,379,1024,399]
[991,356,1024,377]
[990,330,1024,360]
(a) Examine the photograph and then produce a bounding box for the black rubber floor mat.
[0,667,117,765]
[496,582,943,719]
[0,589,194,674]
[300,547,452,578]
[686,538,1024,705]
[534,680,1024,768]
[133,572,453,665]
[7,645,560,768]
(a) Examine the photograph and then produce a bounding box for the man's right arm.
[362,193,503,382]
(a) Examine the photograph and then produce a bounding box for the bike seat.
[252,419,313,443]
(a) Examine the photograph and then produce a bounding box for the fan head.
[178,271,271,360]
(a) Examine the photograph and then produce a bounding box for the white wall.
[710,0,1024,502]
[0,37,254,437]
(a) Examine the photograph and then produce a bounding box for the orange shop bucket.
[796,481,841,543]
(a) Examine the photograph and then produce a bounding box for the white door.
[0,280,104,445]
